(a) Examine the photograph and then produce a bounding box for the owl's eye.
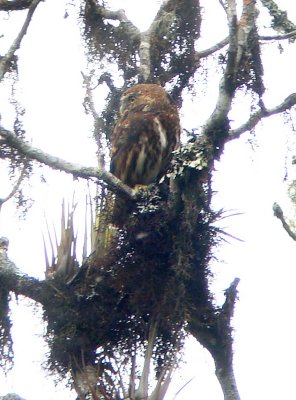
[127,94,137,103]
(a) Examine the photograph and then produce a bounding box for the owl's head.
[119,84,173,115]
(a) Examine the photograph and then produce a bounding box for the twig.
[0,0,42,81]
[260,30,296,41]
[198,36,229,59]
[172,377,195,400]
[0,164,27,210]
[0,127,134,198]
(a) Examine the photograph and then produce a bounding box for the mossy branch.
[0,0,35,11]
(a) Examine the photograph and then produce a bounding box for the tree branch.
[188,278,240,400]
[0,237,50,305]
[0,0,34,10]
[273,203,296,241]
[0,127,134,198]
[0,0,42,81]
[260,30,296,41]
[214,279,241,400]
[229,93,296,140]
[87,2,131,24]
[0,164,27,211]
[201,0,239,137]
[198,37,229,59]
[85,0,140,40]
[137,0,180,82]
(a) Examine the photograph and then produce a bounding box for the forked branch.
[229,94,296,140]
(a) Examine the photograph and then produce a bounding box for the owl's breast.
[111,110,179,187]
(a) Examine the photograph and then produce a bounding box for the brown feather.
[110,84,180,225]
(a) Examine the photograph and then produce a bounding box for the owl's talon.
[134,184,148,193]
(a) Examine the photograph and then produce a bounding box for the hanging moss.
[0,287,13,372]
[261,0,296,35]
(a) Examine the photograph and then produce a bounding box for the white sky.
[1,1,296,399]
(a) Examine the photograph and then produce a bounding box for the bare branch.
[260,30,296,41]
[82,71,107,169]
[0,164,26,210]
[161,36,229,97]
[171,377,195,400]
[201,0,263,143]
[229,93,296,140]
[0,127,134,198]
[198,36,229,59]
[188,277,240,400]
[219,0,227,14]
[0,0,42,81]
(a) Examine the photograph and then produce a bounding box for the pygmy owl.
[110,84,180,188]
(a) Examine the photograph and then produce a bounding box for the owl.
[110,84,180,188]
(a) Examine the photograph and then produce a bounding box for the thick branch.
[85,0,140,40]
[137,0,180,82]
[0,127,134,198]
[88,2,132,24]
[138,31,152,82]
[215,361,240,400]
[200,1,239,140]
[189,278,240,400]
[0,0,34,10]
[0,240,50,305]
[0,0,42,81]
[229,93,296,140]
